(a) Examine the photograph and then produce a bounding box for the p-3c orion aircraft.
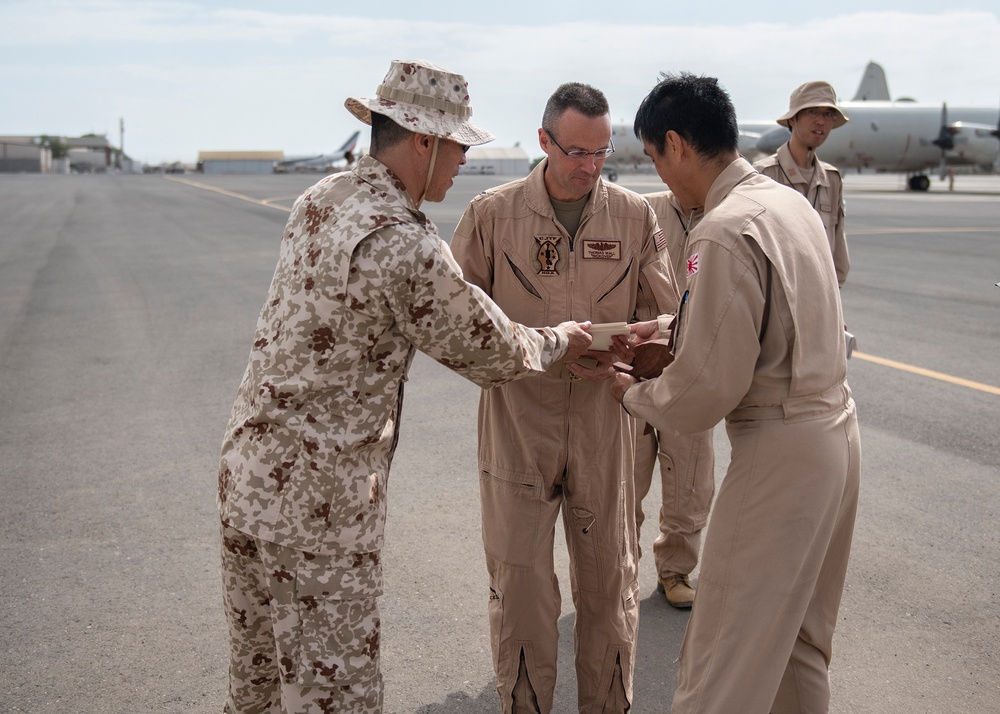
[608,62,1000,191]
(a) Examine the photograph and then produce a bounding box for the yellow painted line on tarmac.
[850,226,998,236]
[164,175,291,212]
[854,351,1000,396]
[166,175,999,396]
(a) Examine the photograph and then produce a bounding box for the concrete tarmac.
[1,169,998,713]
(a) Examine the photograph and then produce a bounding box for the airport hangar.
[0,134,136,174]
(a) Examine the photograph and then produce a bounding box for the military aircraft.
[274,130,361,173]
[608,63,1000,191]
[752,62,1000,190]
[609,118,777,173]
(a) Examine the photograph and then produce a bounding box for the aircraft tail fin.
[852,61,891,101]
[338,130,361,153]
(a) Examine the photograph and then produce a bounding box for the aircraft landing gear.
[907,174,931,191]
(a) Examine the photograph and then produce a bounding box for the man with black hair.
[452,82,679,713]
[611,72,861,713]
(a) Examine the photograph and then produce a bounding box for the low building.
[0,139,50,173]
[460,146,531,176]
[198,150,284,174]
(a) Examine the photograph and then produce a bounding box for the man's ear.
[537,127,550,156]
[665,130,684,158]
[412,132,433,156]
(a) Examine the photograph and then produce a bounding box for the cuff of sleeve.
[657,313,675,336]
[554,327,569,360]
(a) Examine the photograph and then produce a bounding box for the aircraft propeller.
[931,102,956,180]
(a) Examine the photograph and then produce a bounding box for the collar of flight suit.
[523,156,609,225]
[658,188,705,226]
[775,141,830,189]
[704,156,760,215]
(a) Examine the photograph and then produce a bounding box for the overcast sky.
[2,0,999,164]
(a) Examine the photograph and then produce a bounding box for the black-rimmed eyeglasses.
[545,129,615,159]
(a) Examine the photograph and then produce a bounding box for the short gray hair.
[542,83,609,132]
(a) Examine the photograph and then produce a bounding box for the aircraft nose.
[756,126,791,154]
[757,126,792,154]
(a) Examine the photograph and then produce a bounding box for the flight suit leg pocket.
[677,432,715,526]
[567,506,607,595]
[480,468,540,568]
[621,578,640,640]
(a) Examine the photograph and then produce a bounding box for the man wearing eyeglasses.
[451,83,679,713]
[754,81,850,286]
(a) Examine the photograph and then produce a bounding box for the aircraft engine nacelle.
[946,123,1000,168]
[755,127,791,155]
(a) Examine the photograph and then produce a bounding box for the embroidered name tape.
[581,240,621,260]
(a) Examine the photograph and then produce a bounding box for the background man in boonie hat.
[217,59,593,714]
[754,80,851,286]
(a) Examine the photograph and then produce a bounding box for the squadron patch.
[581,239,621,260]
[653,229,667,253]
[535,235,561,275]
[686,252,700,277]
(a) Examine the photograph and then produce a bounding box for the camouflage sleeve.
[381,225,567,387]
[636,202,680,321]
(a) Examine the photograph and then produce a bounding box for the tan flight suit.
[218,155,574,714]
[451,157,679,714]
[755,142,850,285]
[623,158,861,713]
[634,191,716,581]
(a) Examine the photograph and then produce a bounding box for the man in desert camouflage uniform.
[217,59,593,714]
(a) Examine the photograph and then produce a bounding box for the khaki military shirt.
[754,142,849,286]
[625,158,847,434]
[451,158,678,479]
[219,155,570,556]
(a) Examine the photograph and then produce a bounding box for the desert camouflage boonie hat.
[777,81,849,129]
[346,59,495,146]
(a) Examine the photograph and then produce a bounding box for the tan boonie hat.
[345,59,495,146]
[777,81,849,129]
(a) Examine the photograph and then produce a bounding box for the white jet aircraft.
[753,62,1000,190]
[274,130,361,173]
[608,62,1000,191]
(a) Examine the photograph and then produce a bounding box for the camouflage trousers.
[220,522,383,713]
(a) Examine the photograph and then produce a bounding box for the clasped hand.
[565,318,663,388]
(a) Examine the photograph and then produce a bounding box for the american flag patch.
[686,252,700,277]
[653,229,667,252]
